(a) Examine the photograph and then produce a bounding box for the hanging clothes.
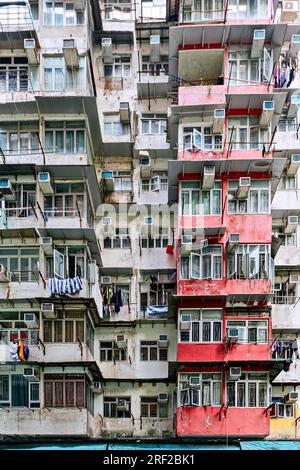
[18,340,26,362]
[10,341,19,361]
[286,67,295,88]
[23,343,30,361]
[117,289,123,307]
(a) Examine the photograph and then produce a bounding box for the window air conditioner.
[91,382,103,394]
[41,303,56,319]
[115,334,127,349]
[23,367,40,382]
[101,276,112,284]
[158,334,168,348]
[38,172,53,195]
[116,398,129,411]
[229,367,241,379]
[24,38,39,65]
[0,179,16,201]
[39,237,53,255]
[227,328,239,343]
[284,392,298,403]
[157,393,169,403]
[24,313,39,329]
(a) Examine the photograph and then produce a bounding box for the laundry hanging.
[49,276,83,296]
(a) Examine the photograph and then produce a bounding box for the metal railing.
[44,207,83,219]
[179,7,226,24]
[0,3,35,30]
[10,270,40,283]
[3,206,37,219]
[271,295,300,305]
[0,69,31,93]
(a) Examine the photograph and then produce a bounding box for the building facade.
[0,0,300,441]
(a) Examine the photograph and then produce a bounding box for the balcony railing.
[103,3,134,21]
[9,270,40,283]
[0,70,31,93]
[0,3,35,30]
[44,207,83,219]
[271,295,299,305]
[179,7,225,24]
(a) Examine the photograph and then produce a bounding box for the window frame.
[226,372,270,408]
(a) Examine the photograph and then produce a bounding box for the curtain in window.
[237,382,245,407]
[180,257,189,279]
[212,382,221,404]
[212,190,220,214]
[192,322,200,342]
[202,322,211,342]
[191,190,200,215]
[258,382,267,407]
[260,190,269,213]
[227,382,235,406]
[202,254,211,279]
[181,191,189,215]
[248,382,256,407]
[213,322,221,341]
[202,382,211,405]
[202,191,210,215]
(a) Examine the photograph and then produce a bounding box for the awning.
[240,441,300,451]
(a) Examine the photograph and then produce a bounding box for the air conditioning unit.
[251,29,265,59]
[213,109,225,134]
[284,215,298,234]
[144,217,153,225]
[116,398,129,411]
[23,367,40,382]
[24,38,39,65]
[63,38,79,68]
[115,334,127,349]
[74,0,85,9]
[158,334,168,348]
[39,237,53,255]
[157,393,169,403]
[150,35,160,63]
[101,276,112,284]
[228,233,240,251]
[119,102,130,123]
[202,166,215,190]
[287,154,300,176]
[289,35,300,58]
[284,391,298,403]
[281,1,298,22]
[91,382,103,394]
[180,321,191,330]
[227,328,239,343]
[102,37,113,63]
[289,275,300,283]
[237,177,251,199]
[0,179,15,201]
[0,264,9,282]
[140,151,151,178]
[273,283,282,292]
[260,101,274,126]
[41,303,56,319]
[38,172,53,195]
[24,313,39,329]
[101,171,115,192]
[229,367,241,379]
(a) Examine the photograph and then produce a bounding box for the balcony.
[100,1,135,32]
[177,278,272,297]
[0,2,39,49]
[177,342,271,363]
[0,408,98,437]
[272,298,300,331]
[137,70,169,99]
[176,407,269,437]
[178,84,226,109]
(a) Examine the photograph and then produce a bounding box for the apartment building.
[0,0,300,442]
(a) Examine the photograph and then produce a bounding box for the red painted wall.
[176,407,270,437]
[177,278,271,296]
[177,343,270,362]
[177,149,272,161]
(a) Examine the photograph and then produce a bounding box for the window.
[45,121,85,154]
[43,312,84,343]
[179,373,222,406]
[226,320,268,343]
[278,119,297,133]
[0,121,39,156]
[181,0,223,22]
[273,227,296,247]
[140,341,168,361]
[44,182,85,218]
[112,171,132,191]
[104,57,131,78]
[103,114,129,136]
[228,117,269,149]
[100,340,127,361]
[227,244,272,280]
[0,247,39,282]
[104,0,132,21]
[0,57,29,92]
[179,309,222,343]
[141,237,169,249]
[180,181,221,215]
[43,56,85,91]
[44,374,85,408]
[46,246,85,279]
[272,402,294,418]
[142,171,168,192]
[0,311,39,346]
[103,228,131,249]
[141,114,166,135]
[180,245,222,280]
[5,183,36,218]
[183,126,222,151]
[0,375,9,403]
[44,1,85,25]
[281,176,297,190]
[227,0,269,19]
[141,55,168,76]
[140,397,168,418]
[227,372,269,408]
[104,397,131,418]
[228,180,270,214]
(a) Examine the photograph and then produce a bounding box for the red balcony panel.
[178,214,272,244]
[177,343,271,363]
[178,149,272,161]
[176,407,269,437]
[177,279,272,296]
[227,84,273,95]
[178,85,226,107]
